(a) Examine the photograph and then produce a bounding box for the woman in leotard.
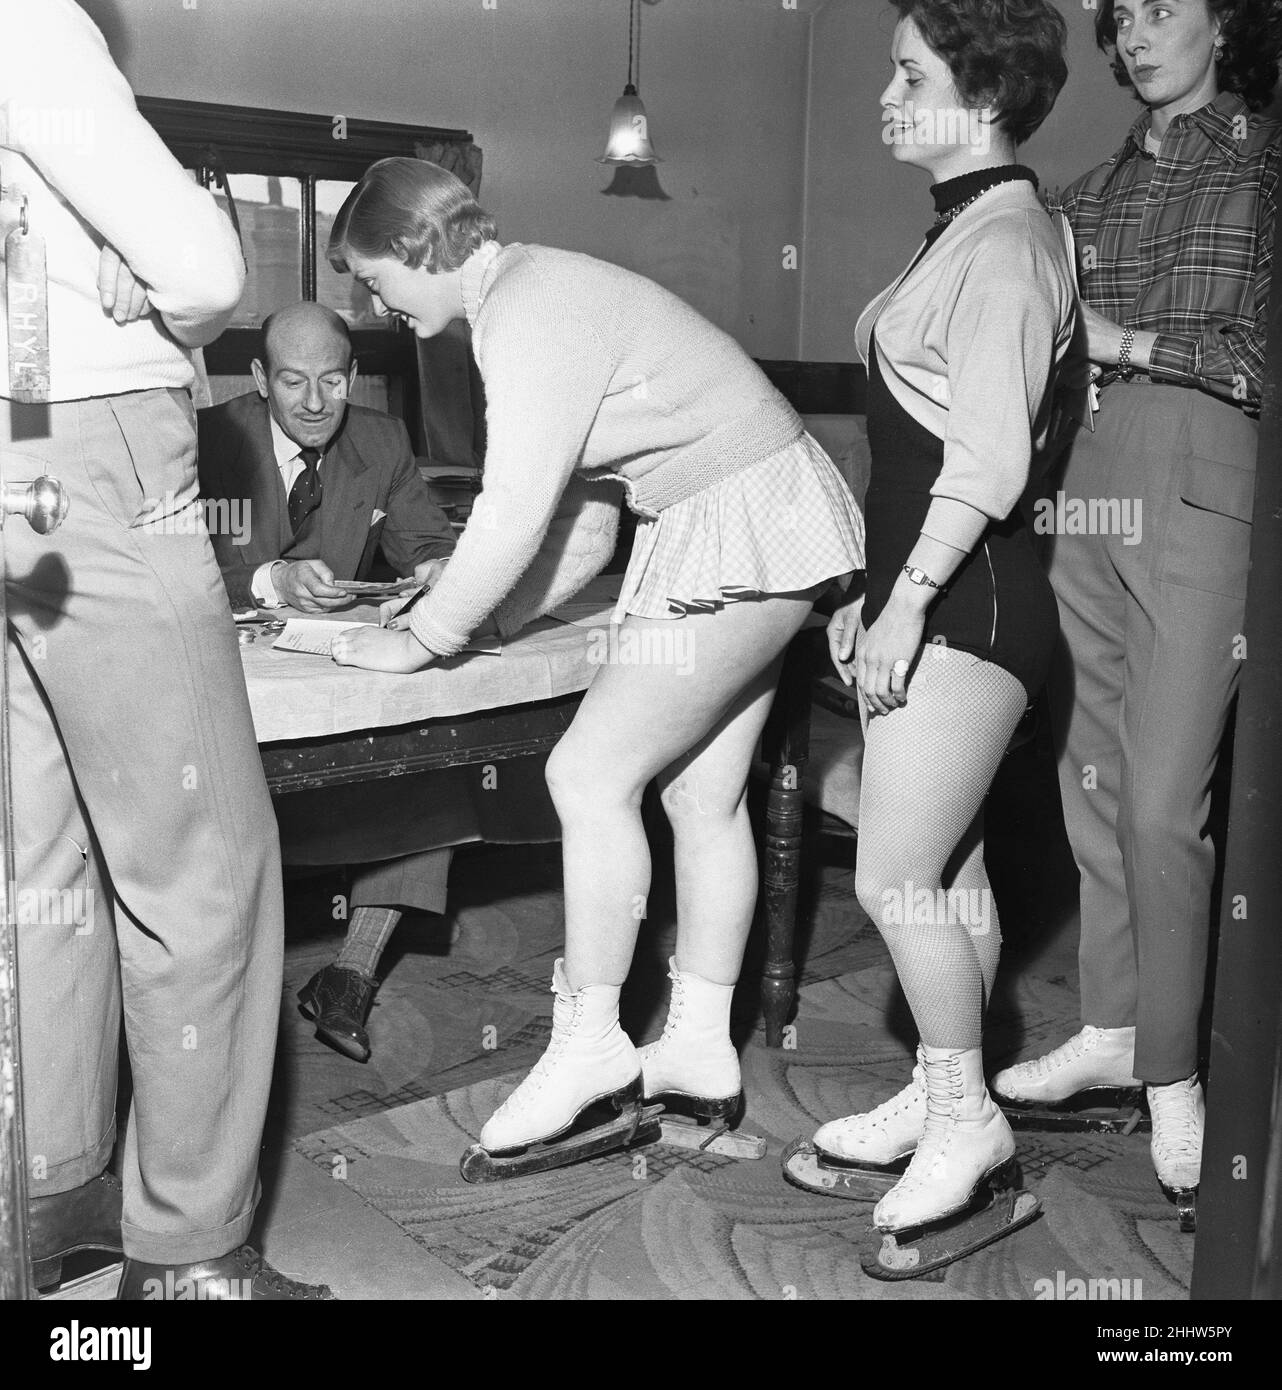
[805,0,1075,1267]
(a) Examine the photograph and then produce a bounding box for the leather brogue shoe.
[297,963,377,1062]
[117,1245,336,1300]
[30,1171,123,1289]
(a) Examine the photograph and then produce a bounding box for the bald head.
[253,302,357,451]
[261,301,353,375]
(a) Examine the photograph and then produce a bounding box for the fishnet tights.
[856,646,1026,1049]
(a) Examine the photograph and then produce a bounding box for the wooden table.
[241,580,812,1045]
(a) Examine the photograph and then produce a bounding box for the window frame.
[138,97,476,450]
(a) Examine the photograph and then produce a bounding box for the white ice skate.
[862,1047,1041,1280]
[782,1048,926,1200]
[990,1025,1147,1133]
[638,957,763,1159]
[460,959,658,1182]
[1148,1075,1204,1232]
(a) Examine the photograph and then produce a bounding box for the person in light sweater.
[804,0,1075,1265]
[2,0,330,1298]
[328,158,865,1170]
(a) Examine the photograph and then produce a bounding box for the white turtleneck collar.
[459,240,503,324]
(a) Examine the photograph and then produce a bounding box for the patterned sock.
[334,906,401,979]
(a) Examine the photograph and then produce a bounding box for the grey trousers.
[5,389,284,1263]
[1046,381,1255,1082]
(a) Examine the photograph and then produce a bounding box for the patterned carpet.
[278,792,1195,1301]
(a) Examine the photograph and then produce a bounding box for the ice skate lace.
[832,1071,923,1135]
[1017,1027,1095,1079]
[897,1055,965,1183]
[493,992,583,1117]
[922,1055,963,1124]
[649,963,685,1053]
[1148,1083,1201,1158]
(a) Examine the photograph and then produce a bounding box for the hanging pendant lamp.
[598,0,661,166]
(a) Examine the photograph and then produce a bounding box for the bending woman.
[327,159,865,1175]
[804,0,1074,1273]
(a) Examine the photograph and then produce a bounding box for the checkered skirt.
[615,432,866,621]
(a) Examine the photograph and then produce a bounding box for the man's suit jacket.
[197,392,456,610]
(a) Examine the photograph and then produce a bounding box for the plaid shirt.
[1059,91,1281,411]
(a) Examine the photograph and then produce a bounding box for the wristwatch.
[903,564,945,591]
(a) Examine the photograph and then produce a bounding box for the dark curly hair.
[890,0,1069,145]
[1095,0,1282,112]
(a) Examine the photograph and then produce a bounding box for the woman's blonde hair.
[327,157,497,273]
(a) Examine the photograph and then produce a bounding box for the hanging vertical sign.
[5,200,50,404]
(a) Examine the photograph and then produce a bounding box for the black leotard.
[862,334,1059,700]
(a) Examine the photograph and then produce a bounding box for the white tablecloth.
[244,575,619,744]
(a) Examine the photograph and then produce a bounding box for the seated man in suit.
[199,300,457,1063]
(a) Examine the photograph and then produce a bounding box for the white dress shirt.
[251,413,327,607]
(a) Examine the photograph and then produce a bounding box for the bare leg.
[656,665,783,985]
[545,593,817,990]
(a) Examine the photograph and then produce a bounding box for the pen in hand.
[385,583,430,627]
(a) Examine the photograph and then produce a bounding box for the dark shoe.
[117,1245,336,1300]
[297,964,377,1062]
[30,1171,124,1289]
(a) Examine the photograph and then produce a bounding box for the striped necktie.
[287,447,323,533]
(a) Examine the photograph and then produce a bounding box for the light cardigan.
[855,181,1077,550]
[409,242,804,656]
[0,0,244,399]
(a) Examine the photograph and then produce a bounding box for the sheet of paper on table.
[272,618,503,657]
[272,619,374,655]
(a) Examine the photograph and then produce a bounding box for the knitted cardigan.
[409,242,803,655]
[854,182,1077,549]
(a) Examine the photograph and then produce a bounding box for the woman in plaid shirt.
[993,0,1282,1225]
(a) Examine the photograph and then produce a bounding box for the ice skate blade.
[1160,1182,1198,1233]
[644,1086,742,1122]
[861,1172,1042,1282]
[998,1086,1148,1135]
[459,1079,659,1183]
[657,1115,765,1160]
[781,1138,904,1201]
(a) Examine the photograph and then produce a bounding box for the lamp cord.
[627,0,636,87]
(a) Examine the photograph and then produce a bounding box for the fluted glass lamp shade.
[598,84,661,165]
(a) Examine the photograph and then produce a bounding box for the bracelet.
[1118,326,1136,379]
